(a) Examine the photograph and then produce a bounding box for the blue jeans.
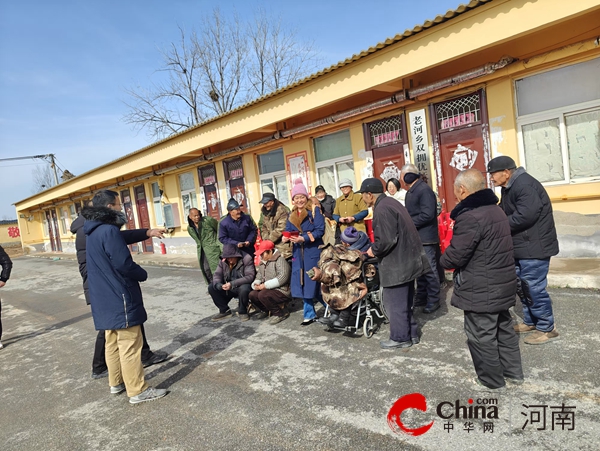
[303,298,318,320]
[515,258,555,332]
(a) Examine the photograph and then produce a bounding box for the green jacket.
[187,216,222,284]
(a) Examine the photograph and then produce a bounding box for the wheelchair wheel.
[363,315,374,338]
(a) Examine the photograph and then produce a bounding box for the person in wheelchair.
[340,226,371,253]
[310,243,368,328]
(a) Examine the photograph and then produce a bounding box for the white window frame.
[150,182,164,227]
[69,204,77,223]
[315,155,355,198]
[257,149,289,205]
[178,172,198,216]
[517,98,600,186]
[58,207,68,235]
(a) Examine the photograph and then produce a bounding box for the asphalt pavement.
[0,257,599,451]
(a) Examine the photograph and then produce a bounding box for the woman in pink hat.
[282,179,325,325]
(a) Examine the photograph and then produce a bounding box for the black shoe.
[142,351,168,368]
[411,337,420,345]
[413,298,427,308]
[91,369,108,379]
[300,319,315,326]
[423,303,440,314]
[318,313,339,325]
[332,309,351,328]
[211,310,233,321]
[380,339,413,349]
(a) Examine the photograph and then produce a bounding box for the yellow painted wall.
[486,79,519,161]
[0,223,21,245]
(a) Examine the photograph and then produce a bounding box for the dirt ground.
[3,246,23,259]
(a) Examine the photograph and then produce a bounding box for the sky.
[0,0,461,219]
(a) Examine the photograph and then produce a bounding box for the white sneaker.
[129,387,168,404]
[0,341,3,350]
[110,383,126,395]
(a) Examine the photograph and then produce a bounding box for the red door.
[121,189,138,253]
[438,125,488,212]
[372,143,406,187]
[134,185,154,253]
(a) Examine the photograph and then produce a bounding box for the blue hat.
[341,226,360,244]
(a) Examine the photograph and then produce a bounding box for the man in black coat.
[440,169,523,391]
[71,202,167,379]
[361,178,430,349]
[401,164,442,313]
[488,156,559,346]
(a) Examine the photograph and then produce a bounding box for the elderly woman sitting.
[311,244,368,328]
[340,226,371,253]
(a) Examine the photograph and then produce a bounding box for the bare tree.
[123,7,321,140]
[32,164,56,193]
[247,9,321,97]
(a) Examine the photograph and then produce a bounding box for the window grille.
[436,94,481,130]
[224,158,244,180]
[367,116,403,148]
[199,165,217,185]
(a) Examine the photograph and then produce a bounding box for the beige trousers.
[105,325,147,397]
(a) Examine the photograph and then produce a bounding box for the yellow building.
[0,220,21,247]
[14,0,600,257]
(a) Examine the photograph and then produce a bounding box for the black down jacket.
[405,179,439,245]
[440,189,517,313]
[499,167,559,260]
[371,195,430,287]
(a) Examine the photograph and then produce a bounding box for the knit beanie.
[291,178,309,199]
[403,172,420,184]
[341,226,360,244]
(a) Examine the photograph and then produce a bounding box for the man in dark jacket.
[361,178,430,349]
[0,244,13,350]
[208,244,256,321]
[488,156,559,345]
[401,164,442,313]
[83,190,167,404]
[218,198,257,257]
[71,206,167,379]
[440,169,523,391]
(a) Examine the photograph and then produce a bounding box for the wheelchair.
[321,257,388,338]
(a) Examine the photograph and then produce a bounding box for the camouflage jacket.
[259,200,292,259]
[317,244,366,310]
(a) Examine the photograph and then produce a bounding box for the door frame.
[429,89,492,212]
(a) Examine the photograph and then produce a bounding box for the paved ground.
[1,257,599,450]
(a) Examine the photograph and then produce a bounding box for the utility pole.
[48,154,59,185]
[0,154,62,186]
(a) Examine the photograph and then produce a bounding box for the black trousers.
[416,244,441,305]
[383,281,418,343]
[92,324,152,374]
[0,296,3,341]
[463,310,524,389]
[208,283,252,314]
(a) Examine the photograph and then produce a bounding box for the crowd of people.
[0,157,559,404]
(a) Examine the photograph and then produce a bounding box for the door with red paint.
[438,126,487,212]
[431,90,491,213]
[134,184,154,253]
[121,188,138,253]
[363,115,407,187]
